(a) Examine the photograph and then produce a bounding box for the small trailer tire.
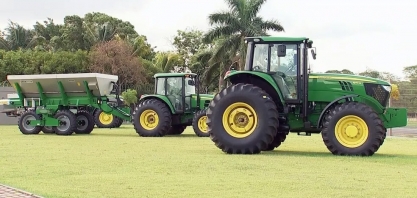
[74,110,95,134]
[18,111,43,135]
[42,126,55,134]
[53,110,77,136]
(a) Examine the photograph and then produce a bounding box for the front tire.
[192,109,209,137]
[206,83,279,154]
[94,109,120,128]
[132,99,172,137]
[321,102,385,156]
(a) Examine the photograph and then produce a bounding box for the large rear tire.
[321,102,385,156]
[74,110,95,134]
[263,116,290,151]
[132,99,172,137]
[206,83,279,154]
[53,110,77,136]
[18,111,42,135]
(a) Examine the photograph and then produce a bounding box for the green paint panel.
[382,108,408,128]
[154,73,197,78]
[247,36,309,42]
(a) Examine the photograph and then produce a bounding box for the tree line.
[0,0,416,113]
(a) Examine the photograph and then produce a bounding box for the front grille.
[339,81,354,91]
[363,83,389,107]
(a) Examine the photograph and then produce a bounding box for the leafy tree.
[403,65,417,80]
[88,40,147,87]
[83,12,138,46]
[0,21,44,51]
[173,29,211,67]
[60,15,89,51]
[32,18,64,51]
[153,51,184,72]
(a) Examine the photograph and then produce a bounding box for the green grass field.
[1,125,417,198]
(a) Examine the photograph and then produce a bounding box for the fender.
[317,94,358,127]
[139,95,176,114]
[225,71,285,104]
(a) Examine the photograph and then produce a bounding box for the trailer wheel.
[321,102,385,156]
[166,125,187,135]
[74,110,95,134]
[18,111,42,135]
[53,110,77,136]
[132,99,171,137]
[42,126,55,134]
[206,83,279,154]
[192,109,209,137]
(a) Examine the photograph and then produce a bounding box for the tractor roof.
[154,72,197,78]
[246,36,310,42]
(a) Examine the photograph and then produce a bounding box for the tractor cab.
[154,73,200,114]
[243,37,316,104]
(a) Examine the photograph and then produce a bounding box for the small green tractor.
[132,73,213,137]
[206,36,407,156]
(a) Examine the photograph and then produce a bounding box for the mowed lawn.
[1,125,417,198]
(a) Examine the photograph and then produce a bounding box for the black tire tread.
[18,111,42,135]
[192,109,209,137]
[321,102,385,156]
[42,126,55,134]
[207,83,279,154]
[132,99,172,137]
[93,109,120,128]
[74,110,95,134]
[166,125,187,135]
[53,110,77,136]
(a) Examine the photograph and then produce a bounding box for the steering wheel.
[276,71,287,78]
[253,66,262,70]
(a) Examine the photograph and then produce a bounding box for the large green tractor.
[206,36,407,156]
[132,73,213,137]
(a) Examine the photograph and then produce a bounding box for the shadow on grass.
[262,150,413,158]
[87,133,205,138]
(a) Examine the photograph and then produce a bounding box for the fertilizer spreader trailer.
[5,73,130,135]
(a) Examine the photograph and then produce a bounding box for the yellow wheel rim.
[139,110,159,130]
[335,115,369,148]
[198,115,208,133]
[222,102,258,138]
[99,112,114,125]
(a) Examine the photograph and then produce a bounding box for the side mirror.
[311,49,316,60]
[188,79,195,86]
[277,45,286,57]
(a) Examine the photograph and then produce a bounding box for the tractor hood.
[198,94,214,100]
[308,72,392,108]
[309,73,390,85]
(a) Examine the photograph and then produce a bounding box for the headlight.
[382,85,391,92]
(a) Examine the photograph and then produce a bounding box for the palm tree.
[0,21,45,51]
[203,0,285,71]
[153,51,184,73]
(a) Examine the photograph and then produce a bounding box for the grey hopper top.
[7,73,118,98]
